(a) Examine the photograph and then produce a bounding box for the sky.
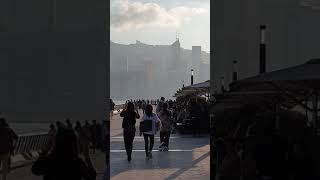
[110,0,210,52]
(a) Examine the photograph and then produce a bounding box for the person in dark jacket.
[0,118,18,180]
[75,121,90,159]
[32,128,96,180]
[46,124,57,154]
[120,102,140,162]
[190,100,201,137]
[158,103,173,151]
[65,119,73,130]
[110,99,115,118]
[90,120,102,153]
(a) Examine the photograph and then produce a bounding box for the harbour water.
[9,100,126,135]
[11,122,50,135]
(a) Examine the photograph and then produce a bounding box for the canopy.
[231,58,320,91]
[174,80,210,98]
[184,80,210,89]
[212,59,320,134]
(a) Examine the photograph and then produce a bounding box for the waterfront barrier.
[0,133,49,173]
[13,132,49,156]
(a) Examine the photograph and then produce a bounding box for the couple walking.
[120,100,173,162]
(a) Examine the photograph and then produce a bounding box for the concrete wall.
[0,0,109,122]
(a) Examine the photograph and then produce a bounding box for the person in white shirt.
[140,104,161,159]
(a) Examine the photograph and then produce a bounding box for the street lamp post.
[232,60,238,81]
[260,25,266,74]
[191,69,194,85]
[221,76,225,93]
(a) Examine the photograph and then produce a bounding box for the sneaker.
[149,151,152,159]
[159,142,164,149]
[127,155,131,162]
[164,146,169,151]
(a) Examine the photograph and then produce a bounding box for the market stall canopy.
[231,58,320,92]
[211,90,284,113]
[211,59,320,115]
[174,80,210,98]
[173,89,199,98]
[184,80,210,90]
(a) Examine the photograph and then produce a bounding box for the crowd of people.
[120,97,176,162]
[211,105,320,180]
[32,119,108,180]
[174,96,210,136]
[46,119,107,156]
[118,95,211,163]
[0,96,209,179]
[32,127,97,180]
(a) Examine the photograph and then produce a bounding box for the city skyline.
[110,39,210,100]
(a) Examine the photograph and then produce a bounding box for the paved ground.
[110,109,210,180]
[5,109,210,180]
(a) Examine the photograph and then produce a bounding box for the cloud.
[111,0,208,31]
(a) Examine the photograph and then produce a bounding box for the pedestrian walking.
[90,120,102,153]
[0,118,18,180]
[190,100,201,137]
[142,100,146,114]
[140,104,161,159]
[46,124,57,154]
[65,119,73,130]
[83,120,92,151]
[158,103,173,151]
[120,102,140,162]
[156,97,165,114]
[75,121,90,159]
[56,121,66,132]
[110,99,115,118]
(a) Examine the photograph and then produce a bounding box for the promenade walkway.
[5,109,210,180]
[110,109,210,180]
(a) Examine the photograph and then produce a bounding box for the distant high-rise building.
[192,46,202,83]
[192,46,201,68]
[170,39,181,70]
[111,56,128,73]
[144,61,155,98]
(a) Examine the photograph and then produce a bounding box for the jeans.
[123,130,135,157]
[160,131,171,147]
[143,133,154,157]
[0,152,10,180]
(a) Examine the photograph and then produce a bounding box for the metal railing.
[13,133,49,155]
[114,104,125,112]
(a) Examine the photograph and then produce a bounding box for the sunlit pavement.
[4,109,210,180]
[109,110,210,180]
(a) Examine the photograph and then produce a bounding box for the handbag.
[140,120,152,132]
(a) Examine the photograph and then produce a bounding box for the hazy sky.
[110,0,210,52]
